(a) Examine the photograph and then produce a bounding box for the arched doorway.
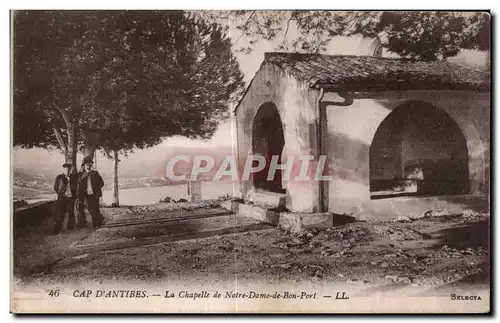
[369,101,469,199]
[252,102,285,193]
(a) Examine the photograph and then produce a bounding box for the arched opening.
[252,102,285,193]
[370,101,469,199]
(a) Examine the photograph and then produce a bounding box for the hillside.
[13,145,235,200]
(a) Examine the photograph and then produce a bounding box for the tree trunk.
[55,107,78,174]
[112,149,120,207]
[66,122,78,174]
[83,130,99,162]
[53,126,68,162]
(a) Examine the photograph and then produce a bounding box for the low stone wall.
[13,200,55,229]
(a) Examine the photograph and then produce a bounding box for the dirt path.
[14,204,489,295]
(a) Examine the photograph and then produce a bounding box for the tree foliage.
[13,11,86,149]
[13,10,245,160]
[199,11,490,61]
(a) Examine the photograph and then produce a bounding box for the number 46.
[48,290,60,297]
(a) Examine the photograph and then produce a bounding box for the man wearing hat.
[77,156,105,228]
[52,162,78,234]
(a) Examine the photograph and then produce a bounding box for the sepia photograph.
[10,9,491,313]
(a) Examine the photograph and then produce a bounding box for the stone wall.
[14,200,55,229]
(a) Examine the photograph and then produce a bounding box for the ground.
[13,201,490,296]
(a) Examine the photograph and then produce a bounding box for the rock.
[385,275,412,284]
[395,216,412,223]
[274,263,292,269]
[423,258,435,265]
[389,232,406,241]
[292,237,306,245]
[311,269,323,280]
[397,276,412,284]
[71,253,89,260]
[462,209,478,217]
[423,209,449,218]
[462,210,488,221]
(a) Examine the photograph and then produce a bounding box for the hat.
[82,156,94,165]
[62,163,72,168]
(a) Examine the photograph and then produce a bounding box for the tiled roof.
[264,52,490,92]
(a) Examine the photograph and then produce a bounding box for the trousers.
[53,196,75,233]
[77,194,103,227]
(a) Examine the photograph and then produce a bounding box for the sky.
[13,13,489,173]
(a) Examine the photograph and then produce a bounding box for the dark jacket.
[77,170,104,198]
[54,174,78,199]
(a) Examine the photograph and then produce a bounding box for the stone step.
[103,209,232,228]
[71,214,272,253]
[246,189,286,209]
[236,203,280,225]
[235,202,356,232]
[279,212,334,232]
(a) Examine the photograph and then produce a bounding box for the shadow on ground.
[431,219,489,250]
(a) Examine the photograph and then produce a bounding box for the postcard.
[11,10,491,314]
